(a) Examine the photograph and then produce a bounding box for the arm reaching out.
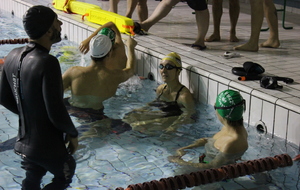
[293,154,300,161]
[79,22,118,54]
[176,138,208,156]
[120,36,137,81]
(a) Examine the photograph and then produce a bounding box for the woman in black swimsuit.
[123,52,196,135]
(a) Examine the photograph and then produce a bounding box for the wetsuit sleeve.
[42,57,78,138]
[0,67,19,114]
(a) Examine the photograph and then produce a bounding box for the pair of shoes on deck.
[191,44,207,50]
[133,22,148,35]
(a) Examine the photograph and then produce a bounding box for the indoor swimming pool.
[0,8,300,190]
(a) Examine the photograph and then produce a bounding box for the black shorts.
[64,98,108,122]
[186,0,207,11]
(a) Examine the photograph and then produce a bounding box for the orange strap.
[82,13,89,21]
[0,58,5,64]
[122,25,135,36]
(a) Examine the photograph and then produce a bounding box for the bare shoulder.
[181,86,193,97]
[178,86,194,102]
[221,135,248,154]
[64,66,86,76]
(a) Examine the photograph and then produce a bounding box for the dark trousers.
[20,154,76,190]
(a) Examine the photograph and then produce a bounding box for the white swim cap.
[90,34,112,58]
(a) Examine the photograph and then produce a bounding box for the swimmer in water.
[123,52,196,135]
[168,89,248,169]
[62,22,138,122]
[0,5,78,189]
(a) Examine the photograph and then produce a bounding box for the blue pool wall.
[1,0,299,149]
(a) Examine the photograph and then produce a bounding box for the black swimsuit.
[148,85,184,117]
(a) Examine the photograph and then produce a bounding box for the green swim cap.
[215,90,245,121]
[98,28,115,44]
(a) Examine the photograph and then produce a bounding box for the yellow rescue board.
[52,0,134,35]
[52,0,101,14]
[85,8,134,35]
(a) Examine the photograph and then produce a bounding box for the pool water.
[0,11,300,190]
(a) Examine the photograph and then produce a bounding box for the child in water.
[169,89,248,169]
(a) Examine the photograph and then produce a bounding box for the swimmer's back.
[63,64,126,109]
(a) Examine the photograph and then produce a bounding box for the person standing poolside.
[205,0,240,42]
[0,5,78,190]
[125,0,148,23]
[133,0,209,50]
[62,22,137,119]
[234,0,280,52]
[123,52,196,135]
[108,0,148,23]
[169,89,248,169]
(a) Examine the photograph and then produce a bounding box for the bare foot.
[205,33,221,42]
[230,35,239,42]
[234,42,259,52]
[260,39,280,48]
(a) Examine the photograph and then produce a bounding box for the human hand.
[65,135,78,155]
[168,155,183,163]
[125,36,137,49]
[79,39,90,54]
[293,154,300,161]
[163,126,176,133]
[176,148,187,157]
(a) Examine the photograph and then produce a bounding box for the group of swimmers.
[0,4,299,190]
[61,16,250,172]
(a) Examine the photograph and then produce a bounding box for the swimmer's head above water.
[162,52,182,68]
[214,89,245,122]
[23,5,57,39]
[98,28,116,44]
[90,34,112,60]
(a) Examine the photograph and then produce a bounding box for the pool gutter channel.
[1,0,299,149]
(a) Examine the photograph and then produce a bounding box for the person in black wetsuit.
[0,5,78,190]
[123,52,196,135]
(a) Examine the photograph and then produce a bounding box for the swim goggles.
[260,76,283,89]
[214,99,246,111]
[159,64,181,70]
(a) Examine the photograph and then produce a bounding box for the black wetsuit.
[0,42,78,190]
